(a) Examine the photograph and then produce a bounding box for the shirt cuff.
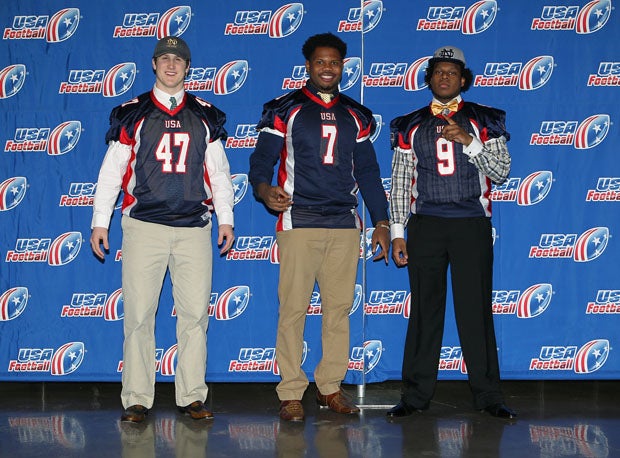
[390,223,405,241]
[462,136,483,158]
[91,212,111,230]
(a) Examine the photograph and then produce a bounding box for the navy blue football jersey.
[106,91,227,227]
[249,85,388,230]
[390,102,509,217]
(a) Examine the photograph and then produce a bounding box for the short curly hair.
[302,32,347,60]
[424,58,474,92]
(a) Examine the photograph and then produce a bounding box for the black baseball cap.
[153,36,191,62]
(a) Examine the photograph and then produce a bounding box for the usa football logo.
[156,6,191,39]
[517,171,553,206]
[404,56,430,91]
[0,64,26,99]
[102,63,136,98]
[104,288,124,321]
[268,3,304,38]
[574,114,610,149]
[48,231,83,266]
[363,340,383,373]
[517,283,553,318]
[339,1,384,33]
[462,0,498,34]
[576,0,611,34]
[574,227,609,262]
[519,56,554,90]
[46,8,80,43]
[231,174,248,205]
[51,342,85,376]
[215,285,250,320]
[574,339,609,373]
[48,121,81,156]
[0,287,29,321]
[340,57,362,92]
[213,60,248,95]
[0,176,27,211]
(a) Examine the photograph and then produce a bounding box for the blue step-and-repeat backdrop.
[1,1,618,383]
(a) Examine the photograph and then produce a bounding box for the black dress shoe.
[386,401,424,418]
[482,403,517,419]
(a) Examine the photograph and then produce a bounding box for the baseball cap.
[153,36,191,62]
[431,46,466,66]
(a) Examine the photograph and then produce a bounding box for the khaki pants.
[275,228,360,400]
[120,216,212,408]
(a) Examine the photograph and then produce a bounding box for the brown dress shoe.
[178,400,214,420]
[316,389,360,414]
[279,400,304,422]
[121,404,148,423]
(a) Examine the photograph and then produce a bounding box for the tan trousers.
[120,216,212,408]
[275,228,360,400]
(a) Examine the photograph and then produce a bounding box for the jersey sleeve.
[389,109,425,150]
[189,95,228,142]
[255,91,301,134]
[467,103,510,142]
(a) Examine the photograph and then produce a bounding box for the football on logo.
[361,228,375,260]
[157,6,192,39]
[215,285,250,320]
[214,60,248,95]
[48,121,81,156]
[231,173,248,205]
[362,0,384,32]
[0,176,28,211]
[0,64,27,99]
[574,114,610,149]
[519,56,554,90]
[404,57,430,91]
[0,287,29,321]
[574,227,609,262]
[104,288,124,321]
[463,0,497,35]
[517,171,553,206]
[340,57,361,92]
[403,292,411,318]
[517,283,552,318]
[46,8,80,43]
[160,345,177,376]
[103,63,136,97]
[270,241,280,264]
[268,3,304,38]
[370,114,382,143]
[51,342,85,376]
[575,339,609,373]
[350,284,363,315]
[48,231,83,266]
[576,0,611,34]
[364,340,383,373]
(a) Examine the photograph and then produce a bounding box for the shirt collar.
[431,94,462,106]
[304,81,339,99]
[153,85,184,107]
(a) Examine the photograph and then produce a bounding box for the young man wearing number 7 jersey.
[249,32,390,422]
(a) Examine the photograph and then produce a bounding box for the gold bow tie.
[431,100,459,116]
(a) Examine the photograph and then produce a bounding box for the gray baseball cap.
[153,36,191,62]
[431,46,466,66]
